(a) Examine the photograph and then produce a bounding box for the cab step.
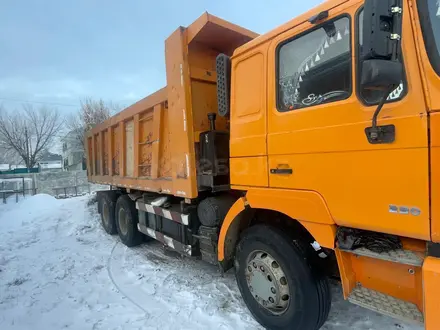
[348,287,423,324]
[339,247,423,266]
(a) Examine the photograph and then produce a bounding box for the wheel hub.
[245,251,290,315]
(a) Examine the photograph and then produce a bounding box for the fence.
[0,177,38,203]
[1,189,38,204]
[36,171,91,196]
[0,168,39,175]
[53,184,91,199]
[0,170,105,200]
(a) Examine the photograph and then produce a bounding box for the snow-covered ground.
[0,194,423,330]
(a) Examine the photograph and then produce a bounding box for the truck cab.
[230,0,428,241]
[217,0,440,328]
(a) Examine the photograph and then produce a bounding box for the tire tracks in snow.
[105,240,259,329]
[107,241,151,316]
[106,240,420,330]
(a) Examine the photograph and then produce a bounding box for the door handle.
[270,168,293,175]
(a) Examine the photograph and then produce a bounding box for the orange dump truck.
[86,0,440,329]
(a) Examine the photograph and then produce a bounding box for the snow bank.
[18,193,57,208]
[0,194,58,216]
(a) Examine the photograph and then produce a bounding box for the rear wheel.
[235,225,331,330]
[100,193,116,235]
[115,195,143,247]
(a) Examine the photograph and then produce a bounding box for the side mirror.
[362,0,402,60]
[361,59,403,90]
[361,1,403,145]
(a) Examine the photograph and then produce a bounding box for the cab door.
[266,3,430,240]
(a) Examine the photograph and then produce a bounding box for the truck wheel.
[115,195,143,247]
[235,225,331,330]
[100,193,117,235]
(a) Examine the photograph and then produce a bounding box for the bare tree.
[0,148,21,167]
[0,105,63,169]
[66,98,116,150]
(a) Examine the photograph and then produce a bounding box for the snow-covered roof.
[0,164,9,170]
[40,163,62,169]
[10,165,27,169]
[40,152,62,162]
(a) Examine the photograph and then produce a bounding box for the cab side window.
[277,16,352,112]
[358,9,406,104]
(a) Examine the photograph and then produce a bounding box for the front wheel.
[235,225,331,330]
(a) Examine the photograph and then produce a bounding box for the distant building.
[62,130,85,171]
[38,151,63,171]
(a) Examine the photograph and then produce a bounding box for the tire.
[235,225,331,330]
[115,195,143,247]
[99,193,117,235]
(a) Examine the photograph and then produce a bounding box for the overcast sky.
[0,0,323,114]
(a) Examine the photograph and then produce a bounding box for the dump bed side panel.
[188,41,228,138]
[112,125,120,175]
[102,129,109,175]
[159,106,172,178]
[138,108,154,178]
[165,27,198,198]
[85,14,257,198]
[86,88,175,195]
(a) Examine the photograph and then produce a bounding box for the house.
[62,130,85,171]
[38,151,63,171]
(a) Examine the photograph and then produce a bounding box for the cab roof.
[233,0,353,56]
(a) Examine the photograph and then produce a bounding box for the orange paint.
[336,247,424,311]
[217,187,337,261]
[430,113,440,242]
[218,197,247,261]
[423,257,440,329]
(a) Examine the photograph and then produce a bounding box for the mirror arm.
[366,83,397,144]
[371,84,396,134]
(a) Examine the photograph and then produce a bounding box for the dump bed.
[85,13,257,199]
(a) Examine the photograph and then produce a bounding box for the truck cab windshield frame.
[418,0,440,76]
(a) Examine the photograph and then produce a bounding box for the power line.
[0,97,79,108]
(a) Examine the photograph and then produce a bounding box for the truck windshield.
[419,0,440,75]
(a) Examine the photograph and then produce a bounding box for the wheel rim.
[118,208,128,235]
[245,250,290,315]
[102,201,110,226]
